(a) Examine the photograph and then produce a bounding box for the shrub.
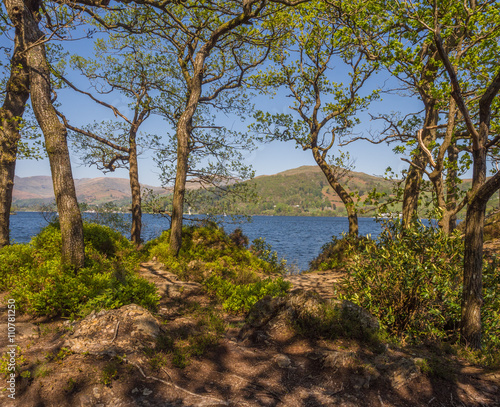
[0,222,159,317]
[146,224,285,284]
[229,228,249,247]
[339,221,463,343]
[204,275,291,313]
[250,237,287,274]
[309,234,371,271]
[338,220,500,360]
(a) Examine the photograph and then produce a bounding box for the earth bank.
[1,260,499,407]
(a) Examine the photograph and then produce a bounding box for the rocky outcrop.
[63,304,162,356]
[239,289,380,343]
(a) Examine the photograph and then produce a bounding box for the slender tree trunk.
[129,136,142,245]
[445,143,459,233]
[312,148,358,236]
[0,24,29,248]
[169,51,205,255]
[169,123,190,255]
[402,162,424,227]
[13,0,84,267]
[402,104,438,228]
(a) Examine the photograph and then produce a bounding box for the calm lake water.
[9,212,383,271]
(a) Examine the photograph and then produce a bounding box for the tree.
[0,7,29,248]
[251,2,378,236]
[3,0,95,267]
[56,36,163,245]
[104,1,285,255]
[403,0,500,349]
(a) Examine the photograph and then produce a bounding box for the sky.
[13,88,423,187]
[2,7,429,188]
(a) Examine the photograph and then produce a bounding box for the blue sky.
[13,93,417,187]
[2,9,427,188]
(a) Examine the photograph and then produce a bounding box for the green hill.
[234,166,395,217]
[12,166,499,218]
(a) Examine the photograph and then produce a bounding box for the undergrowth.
[338,220,500,366]
[0,222,159,317]
[145,223,291,313]
[309,234,371,271]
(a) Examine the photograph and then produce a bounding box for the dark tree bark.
[6,0,85,267]
[445,143,459,233]
[169,121,190,255]
[435,28,500,348]
[128,132,142,245]
[0,18,30,248]
[313,148,358,236]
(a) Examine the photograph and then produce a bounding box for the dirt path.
[284,270,345,300]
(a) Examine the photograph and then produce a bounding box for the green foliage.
[146,223,286,284]
[204,275,291,313]
[250,237,287,274]
[0,223,158,317]
[339,221,463,342]
[0,346,26,378]
[100,358,121,386]
[338,220,500,360]
[309,234,371,271]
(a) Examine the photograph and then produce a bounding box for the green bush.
[338,220,500,359]
[146,224,285,284]
[250,237,287,274]
[0,222,158,317]
[309,234,371,271]
[203,275,291,313]
[339,221,463,342]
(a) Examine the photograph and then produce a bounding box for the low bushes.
[338,220,500,363]
[145,223,286,281]
[145,223,291,313]
[204,275,291,313]
[309,234,371,271]
[0,222,159,317]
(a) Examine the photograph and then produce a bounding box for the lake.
[9,212,383,271]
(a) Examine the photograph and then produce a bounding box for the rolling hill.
[12,176,167,208]
[11,166,498,217]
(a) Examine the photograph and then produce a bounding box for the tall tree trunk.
[460,119,491,349]
[0,23,29,248]
[462,198,485,349]
[312,148,358,236]
[129,136,142,246]
[169,123,190,255]
[10,0,84,267]
[402,162,424,227]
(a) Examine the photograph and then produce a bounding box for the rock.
[274,354,292,368]
[321,350,357,369]
[388,357,421,389]
[64,304,162,356]
[239,290,380,343]
[245,295,286,328]
[15,322,39,340]
[339,300,380,332]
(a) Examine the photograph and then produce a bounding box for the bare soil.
[0,261,499,407]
